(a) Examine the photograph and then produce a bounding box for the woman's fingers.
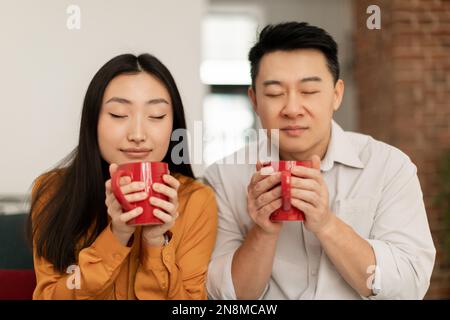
[119,206,143,223]
[162,174,180,191]
[109,163,118,178]
[153,209,177,224]
[105,176,132,193]
[120,181,146,195]
[150,197,175,214]
[152,182,177,200]
[124,191,148,203]
[106,195,123,214]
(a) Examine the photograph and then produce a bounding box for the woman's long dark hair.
[27,53,195,273]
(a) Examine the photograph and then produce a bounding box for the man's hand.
[290,155,333,235]
[246,162,283,235]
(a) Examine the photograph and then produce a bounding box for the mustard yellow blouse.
[31,173,218,300]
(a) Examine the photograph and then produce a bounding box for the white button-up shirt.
[204,120,436,300]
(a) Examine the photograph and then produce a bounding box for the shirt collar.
[321,120,365,171]
[257,120,365,171]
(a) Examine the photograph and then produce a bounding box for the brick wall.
[353,0,450,299]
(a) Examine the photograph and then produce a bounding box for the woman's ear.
[332,79,345,112]
[248,86,258,115]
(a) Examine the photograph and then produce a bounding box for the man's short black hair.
[249,22,340,87]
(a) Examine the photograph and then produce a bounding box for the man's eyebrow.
[104,97,169,105]
[300,76,322,83]
[262,77,322,86]
[263,80,282,86]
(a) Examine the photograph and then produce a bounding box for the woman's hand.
[141,174,180,247]
[105,163,146,246]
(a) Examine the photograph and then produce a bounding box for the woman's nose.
[127,118,147,142]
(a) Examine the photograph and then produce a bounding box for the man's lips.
[280,126,309,137]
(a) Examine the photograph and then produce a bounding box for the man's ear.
[332,79,344,112]
[248,86,258,115]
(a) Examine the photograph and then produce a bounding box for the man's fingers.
[255,185,282,210]
[290,177,320,193]
[291,165,321,181]
[253,172,281,198]
[311,155,321,170]
[291,188,320,207]
[259,198,283,220]
[256,161,263,172]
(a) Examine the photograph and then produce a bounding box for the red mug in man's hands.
[111,162,169,225]
[262,160,312,221]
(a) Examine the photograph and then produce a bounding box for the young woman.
[28,53,217,299]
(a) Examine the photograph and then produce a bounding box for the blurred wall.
[0,0,206,195]
[354,0,450,299]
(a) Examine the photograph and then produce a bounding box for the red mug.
[262,160,312,221]
[111,162,169,226]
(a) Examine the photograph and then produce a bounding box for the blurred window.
[201,12,258,165]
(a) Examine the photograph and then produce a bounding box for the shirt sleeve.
[203,164,254,300]
[364,156,436,300]
[33,223,132,300]
[134,186,218,300]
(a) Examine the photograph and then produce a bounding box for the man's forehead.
[257,50,331,83]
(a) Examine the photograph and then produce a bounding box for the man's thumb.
[256,160,263,171]
[311,155,321,170]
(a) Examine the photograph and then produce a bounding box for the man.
[204,22,435,300]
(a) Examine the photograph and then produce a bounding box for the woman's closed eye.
[149,114,166,120]
[109,113,127,119]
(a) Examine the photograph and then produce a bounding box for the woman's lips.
[121,151,151,159]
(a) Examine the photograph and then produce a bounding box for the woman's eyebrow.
[146,98,169,105]
[105,97,131,104]
[104,97,169,105]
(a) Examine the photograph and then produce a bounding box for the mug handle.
[281,171,292,211]
[111,169,134,212]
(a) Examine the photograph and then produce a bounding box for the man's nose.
[281,92,306,118]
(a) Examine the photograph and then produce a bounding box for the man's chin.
[277,143,312,159]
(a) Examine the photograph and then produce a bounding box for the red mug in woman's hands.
[112,162,169,225]
[262,160,312,222]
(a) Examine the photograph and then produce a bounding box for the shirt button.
[311,269,318,276]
